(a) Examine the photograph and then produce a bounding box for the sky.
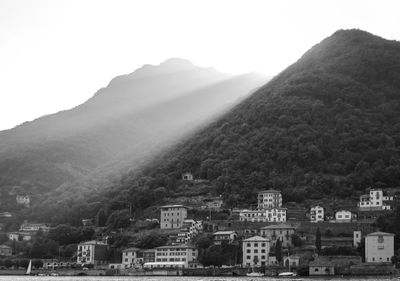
[0,0,400,131]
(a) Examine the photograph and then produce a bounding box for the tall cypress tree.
[276,239,283,264]
[316,227,322,253]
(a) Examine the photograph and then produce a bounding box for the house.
[242,236,270,267]
[257,189,282,209]
[0,245,12,256]
[8,232,20,241]
[153,244,198,268]
[182,172,193,181]
[160,205,188,229]
[259,224,295,247]
[310,205,324,222]
[239,208,287,222]
[335,210,353,223]
[77,240,108,266]
[16,195,30,207]
[353,231,362,248]
[82,219,93,226]
[213,231,237,245]
[365,232,394,263]
[309,256,361,276]
[358,189,393,211]
[122,247,142,268]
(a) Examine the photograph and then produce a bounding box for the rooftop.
[156,244,196,249]
[160,205,187,209]
[366,231,395,237]
[79,240,107,246]
[0,245,11,249]
[243,236,269,242]
[213,231,237,235]
[122,247,140,252]
[258,189,281,194]
[260,224,295,230]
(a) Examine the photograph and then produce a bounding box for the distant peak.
[160,58,195,69]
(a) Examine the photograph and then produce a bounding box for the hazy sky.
[0,0,399,130]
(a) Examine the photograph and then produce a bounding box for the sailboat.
[25,259,32,275]
[278,253,297,277]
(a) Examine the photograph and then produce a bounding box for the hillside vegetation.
[105,29,400,218]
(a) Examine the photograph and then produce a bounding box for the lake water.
[0,276,397,281]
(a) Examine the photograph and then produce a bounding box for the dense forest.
[17,29,400,226]
[104,29,400,217]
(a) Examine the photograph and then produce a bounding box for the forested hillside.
[0,59,267,222]
[106,29,400,216]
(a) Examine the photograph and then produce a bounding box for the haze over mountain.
[89,29,400,224]
[0,59,268,214]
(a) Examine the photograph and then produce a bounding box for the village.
[0,172,399,276]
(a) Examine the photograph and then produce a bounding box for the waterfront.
[0,276,399,281]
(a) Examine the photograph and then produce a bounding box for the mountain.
[102,29,400,218]
[0,58,268,218]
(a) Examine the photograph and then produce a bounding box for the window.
[246,256,251,260]
[254,243,258,247]
[261,249,265,253]
[261,243,265,247]
[378,235,384,243]
[247,249,250,253]
[247,243,251,247]
[254,249,258,253]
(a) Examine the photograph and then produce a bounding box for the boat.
[246,271,264,277]
[278,271,297,277]
[25,259,32,275]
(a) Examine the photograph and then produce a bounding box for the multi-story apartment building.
[122,247,142,268]
[77,241,108,265]
[310,205,324,222]
[151,244,197,268]
[359,189,393,211]
[257,189,282,209]
[239,208,287,222]
[365,232,394,263]
[160,205,188,229]
[242,236,270,267]
[259,224,295,247]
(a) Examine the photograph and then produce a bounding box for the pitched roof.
[79,240,107,246]
[366,231,395,237]
[243,236,269,242]
[0,245,11,249]
[156,244,196,249]
[122,247,140,252]
[160,205,187,209]
[258,189,281,194]
[213,231,237,235]
[260,223,295,230]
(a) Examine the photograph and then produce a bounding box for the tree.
[195,235,213,250]
[315,228,322,253]
[275,239,283,264]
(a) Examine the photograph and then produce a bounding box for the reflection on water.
[0,276,397,281]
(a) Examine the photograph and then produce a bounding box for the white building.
[359,189,393,211]
[160,205,188,229]
[77,241,108,265]
[310,206,324,222]
[154,244,197,268]
[182,172,193,181]
[122,247,142,268]
[353,231,362,248]
[335,210,353,223]
[16,195,30,207]
[242,236,270,267]
[257,189,282,209]
[239,208,286,222]
[365,232,394,263]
